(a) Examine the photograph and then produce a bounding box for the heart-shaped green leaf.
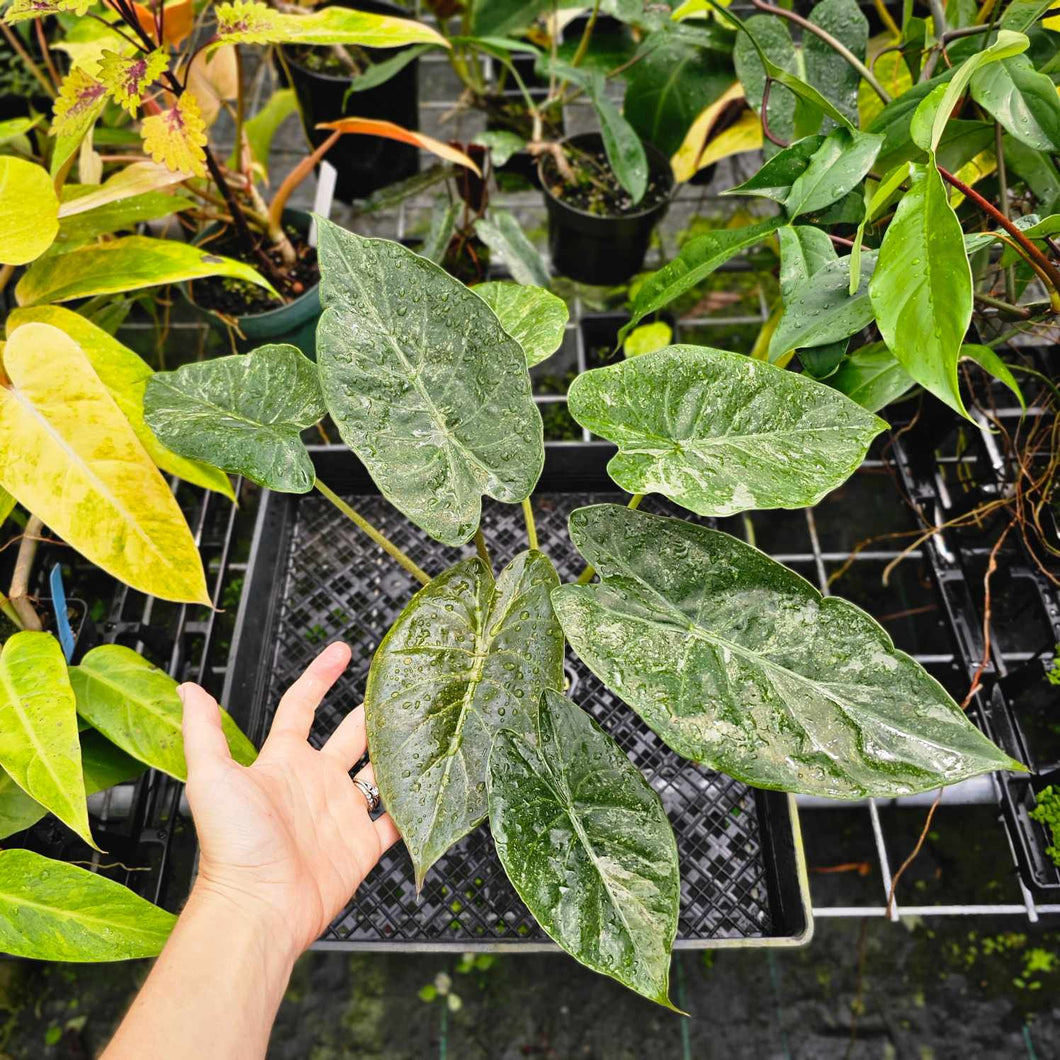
[567,345,885,517]
[144,344,325,494]
[488,690,680,1008]
[473,281,568,367]
[0,632,95,849]
[0,848,175,961]
[316,221,544,546]
[69,645,257,781]
[552,504,1021,798]
[365,550,563,888]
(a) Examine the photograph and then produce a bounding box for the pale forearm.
[103,886,298,1060]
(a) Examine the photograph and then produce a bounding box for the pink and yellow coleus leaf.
[141,93,207,178]
[52,67,108,140]
[213,0,278,43]
[4,0,93,25]
[97,49,168,114]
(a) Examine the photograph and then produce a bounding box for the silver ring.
[353,778,380,814]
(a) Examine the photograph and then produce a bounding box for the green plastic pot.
[180,209,321,359]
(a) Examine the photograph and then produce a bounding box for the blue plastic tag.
[49,564,75,662]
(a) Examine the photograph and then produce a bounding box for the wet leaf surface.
[473,281,568,368]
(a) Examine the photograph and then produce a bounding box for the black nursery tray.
[224,444,813,952]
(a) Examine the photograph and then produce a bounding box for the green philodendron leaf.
[474,130,526,167]
[799,339,849,379]
[365,551,564,888]
[15,235,276,306]
[315,221,544,547]
[344,44,432,96]
[733,14,801,156]
[567,345,885,517]
[777,224,838,301]
[473,282,569,368]
[488,690,680,1009]
[56,191,194,244]
[552,505,1023,798]
[620,217,784,342]
[473,211,550,289]
[827,342,916,412]
[0,633,95,849]
[970,54,1060,152]
[0,848,176,961]
[999,0,1055,33]
[725,135,826,203]
[804,0,867,128]
[783,128,883,220]
[769,252,877,362]
[69,645,257,782]
[0,730,146,841]
[1003,132,1060,208]
[229,88,298,178]
[960,344,1026,409]
[471,0,549,37]
[143,344,325,494]
[623,320,672,357]
[869,161,973,419]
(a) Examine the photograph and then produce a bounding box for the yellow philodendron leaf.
[141,93,207,178]
[6,307,235,500]
[0,157,59,265]
[948,149,997,207]
[694,110,763,172]
[671,82,745,182]
[0,323,211,605]
[97,49,169,114]
[859,44,911,129]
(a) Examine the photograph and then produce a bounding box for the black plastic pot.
[180,210,321,359]
[282,0,420,204]
[540,132,673,286]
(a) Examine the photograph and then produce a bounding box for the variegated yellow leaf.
[671,82,744,182]
[97,49,168,114]
[694,110,763,172]
[141,93,206,178]
[0,323,211,604]
[0,158,58,265]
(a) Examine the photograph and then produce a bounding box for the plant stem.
[8,516,43,632]
[474,528,492,569]
[314,480,430,585]
[750,0,892,104]
[974,292,1030,318]
[34,19,61,93]
[268,129,342,242]
[575,494,642,584]
[994,121,1016,304]
[521,497,538,551]
[571,0,600,68]
[0,23,54,98]
[938,165,1060,308]
[873,0,900,39]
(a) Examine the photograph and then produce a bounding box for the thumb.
[179,682,233,776]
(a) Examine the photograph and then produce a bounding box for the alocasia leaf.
[552,505,1023,798]
[365,551,563,888]
[969,54,1060,152]
[869,161,973,418]
[0,157,58,265]
[783,128,883,220]
[0,730,147,841]
[473,211,549,288]
[97,48,168,113]
[472,282,568,368]
[620,217,785,342]
[0,849,176,961]
[144,344,325,493]
[141,92,207,177]
[488,690,680,1008]
[0,323,210,604]
[69,645,257,781]
[804,0,867,128]
[315,221,544,546]
[567,345,885,517]
[0,633,94,849]
[15,235,275,306]
[827,342,915,412]
[7,306,234,499]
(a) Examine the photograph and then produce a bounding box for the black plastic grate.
[259,487,774,945]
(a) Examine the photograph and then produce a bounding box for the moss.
[1029,786,1060,867]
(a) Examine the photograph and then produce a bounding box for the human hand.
[178,642,398,960]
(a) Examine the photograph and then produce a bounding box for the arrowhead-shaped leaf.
[316,221,544,546]
[567,346,885,517]
[0,849,175,961]
[365,551,563,888]
[69,645,257,781]
[0,323,210,604]
[0,633,95,848]
[488,690,680,1008]
[552,505,1021,798]
[473,281,568,367]
[144,343,325,493]
[8,306,233,499]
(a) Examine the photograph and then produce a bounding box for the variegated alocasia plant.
[145,221,1023,1006]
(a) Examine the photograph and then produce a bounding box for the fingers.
[179,683,233,775]
[267,641,351,744]
[320,705,366,770]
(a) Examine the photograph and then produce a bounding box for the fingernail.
[176,684,188,704]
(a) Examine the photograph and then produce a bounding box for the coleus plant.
[142,218,1022,1006]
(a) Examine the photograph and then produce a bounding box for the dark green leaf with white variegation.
[567,346,885,517]
[552,505,1022,798]
[488,690,680,1008]
[473,210,550,288]
[365,551,563,888]
[473,281,568,367]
